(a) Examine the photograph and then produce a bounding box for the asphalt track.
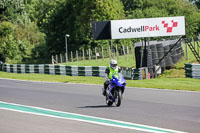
[0,78,200,133]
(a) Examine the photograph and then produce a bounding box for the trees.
[189,0,200,9]
[0,0,46,63]
[0,21,19,62]
[0,0,200,63]
[43,0,125,56]
[121,0,200,38]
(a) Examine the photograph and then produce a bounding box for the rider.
[103,59,121,96]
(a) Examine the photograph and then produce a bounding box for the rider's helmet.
[110,59,117,70]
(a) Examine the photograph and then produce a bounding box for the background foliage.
[0,0,200,63]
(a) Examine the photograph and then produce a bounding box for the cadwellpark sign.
[111,16,185,39]
[119,25,160,33]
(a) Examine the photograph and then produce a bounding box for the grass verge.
[0,71,199,91]
[61,54,136,68]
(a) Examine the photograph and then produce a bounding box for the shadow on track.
[77,105,116,108]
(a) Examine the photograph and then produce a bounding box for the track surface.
[0,78,200,133]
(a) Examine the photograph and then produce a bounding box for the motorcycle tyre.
[114,90,121,107]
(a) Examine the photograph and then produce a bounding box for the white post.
[65,34,70,61]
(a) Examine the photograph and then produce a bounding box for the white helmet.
[110,59,117,69]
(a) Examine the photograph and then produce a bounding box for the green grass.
[127,78,200,91]
[0,71,199,91]
[159,69,185,78]
[0,72,104,84]
[61,54,136,68]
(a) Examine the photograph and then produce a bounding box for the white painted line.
[0,101,187,133]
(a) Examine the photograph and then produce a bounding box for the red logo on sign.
[162,20,178,33]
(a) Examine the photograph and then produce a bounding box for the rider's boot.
[103,88,106,96]
[103,83,108,96]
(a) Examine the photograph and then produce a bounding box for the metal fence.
[52,44,134,64]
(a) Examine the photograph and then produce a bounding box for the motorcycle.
[102,73,126,107]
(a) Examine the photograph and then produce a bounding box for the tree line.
[0,0,200,64]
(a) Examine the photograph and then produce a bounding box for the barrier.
[185,63,200,79]
[0,63,146,80]
[1,64,106,77]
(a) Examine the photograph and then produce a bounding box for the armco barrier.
[185,63,200,79]
[0,64,146,80]
[1,64,106,77]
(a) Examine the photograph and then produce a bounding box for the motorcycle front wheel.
[114,90,121,107]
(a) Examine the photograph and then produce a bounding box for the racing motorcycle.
[102,73,126,107]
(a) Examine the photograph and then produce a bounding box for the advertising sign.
[111,16,185,39]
